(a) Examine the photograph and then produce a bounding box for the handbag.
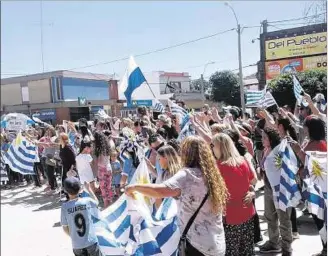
[178,193,209,256]
[45,153,57,167]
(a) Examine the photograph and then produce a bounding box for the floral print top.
[163,167,226,256]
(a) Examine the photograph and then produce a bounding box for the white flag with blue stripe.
[152,99,165,113]
[245,87,266,106]
[119,56,147,106]
[81,157,180,255]
[264,139,302,211]
[292,75,309,107]
[3,131,39,175]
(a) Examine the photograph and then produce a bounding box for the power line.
[66,28,235,71]
[267,12,326,24]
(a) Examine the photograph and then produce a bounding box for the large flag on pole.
[3,131,39,175]
[245,87,266,106]
[81,157,180,255]
[119,56,147,106]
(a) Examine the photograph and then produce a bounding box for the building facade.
[1,71,118,124]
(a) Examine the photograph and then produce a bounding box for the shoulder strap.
[181,193,209,238]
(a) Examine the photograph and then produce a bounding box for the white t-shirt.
[76,154,94,184]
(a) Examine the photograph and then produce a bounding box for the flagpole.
[144,80,157,99]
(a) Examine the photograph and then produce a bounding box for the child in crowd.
[61,177,103,256]
[75,139,96,194]
[109,150,122,199]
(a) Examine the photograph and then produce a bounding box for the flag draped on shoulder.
[81,157,179,255]
[292,75,309,107]
[3,131,39,175]
[119,56,147,106]
[302,151,327,221]
[263,139,301,211]
[302,151,327,243]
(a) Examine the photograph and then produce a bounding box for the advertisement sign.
[265,55,327,80]
[265,32,327,60]
[131,100,153,107]
[33,109,56,120]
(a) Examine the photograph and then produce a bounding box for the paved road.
[1,184,323,256]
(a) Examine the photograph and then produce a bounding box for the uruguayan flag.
[247,92,277,109]
[302,151,327,221]
[264,139,302,211]
[167,99,187,118]
[3,131,39,175]
[153,99,165,113]
[119,56,147,106]
[81,158,179,255]
[293,75,309,107]
[245,87,266,105]
[0,153,9,184]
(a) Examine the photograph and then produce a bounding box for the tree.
[190,78,210,91]
[268,70,327,108]
[209,70,241,106]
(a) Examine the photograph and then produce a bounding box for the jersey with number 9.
[61,197,99,250]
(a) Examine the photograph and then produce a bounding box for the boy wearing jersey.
[61,177,103,256]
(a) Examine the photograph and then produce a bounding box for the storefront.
[32,109,56,125]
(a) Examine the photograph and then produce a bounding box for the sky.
[1,1,323,80]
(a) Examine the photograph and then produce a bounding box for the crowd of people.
[0,91,327,256]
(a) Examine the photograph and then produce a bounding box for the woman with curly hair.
[212,133,256,256]
[93,131,112,207]
[125,136,228,256]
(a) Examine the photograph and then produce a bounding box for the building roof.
[1,70,114,85]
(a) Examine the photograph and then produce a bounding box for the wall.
[28,79,52,104]
[1,83,22,107]
[159,73,190,94]
[56,107,70,124]
[61,77,110,101]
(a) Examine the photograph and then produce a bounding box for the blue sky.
[1,1,320,80]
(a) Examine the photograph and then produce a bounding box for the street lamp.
[224,2,245,115]
[201,61,215,103]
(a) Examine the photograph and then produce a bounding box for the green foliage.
[190,78,210,91]
[210,70,241,106]
[268,70,327,108]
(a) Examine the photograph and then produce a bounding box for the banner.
[266,55,327,80]
[265,32,327,60]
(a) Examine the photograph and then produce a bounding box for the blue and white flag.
[303,151,327,221]
[264,138,302,211]
[247,92,277,109]
[119,56,147,106]
[167,99,187,119]
[3,132,39,175]
[245,87,266,106]
[152,99,165,113]
[81,158,180,255]
[292,75,309,107]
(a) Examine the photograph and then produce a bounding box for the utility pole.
[200,74,205,103]
[224,2,245,115]
[237,23,245,115]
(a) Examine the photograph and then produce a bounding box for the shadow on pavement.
[1,184,62,211]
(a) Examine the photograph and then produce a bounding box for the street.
[1,184,323,256]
